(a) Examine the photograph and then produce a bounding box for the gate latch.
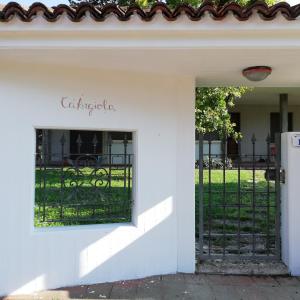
[280,169,286,184]
[264,168,285,183]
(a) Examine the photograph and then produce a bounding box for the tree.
[69,0,134,6]
[70,0,277,8]
[165,0,277,8]
[195,87,251,139]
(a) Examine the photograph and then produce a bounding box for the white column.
[176,77,195,273]
[281,132,300,275]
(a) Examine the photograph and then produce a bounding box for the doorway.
[227,112,241,158]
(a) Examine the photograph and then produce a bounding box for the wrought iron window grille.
[35,129,134,227]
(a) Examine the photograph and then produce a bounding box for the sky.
[2,0,299,6]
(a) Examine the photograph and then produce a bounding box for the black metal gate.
[197,132,282,260]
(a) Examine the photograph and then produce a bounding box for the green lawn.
[35,168,276,239]
[35,167,132,227]
[195,169,277,253]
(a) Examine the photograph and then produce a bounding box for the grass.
[35,167,132,227]
[195,169,277,253]
[35,167,277,244]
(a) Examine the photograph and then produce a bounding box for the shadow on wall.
[0,63,194,298]
[5,196,177,297]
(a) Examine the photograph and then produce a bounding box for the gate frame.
[197,130,282,262]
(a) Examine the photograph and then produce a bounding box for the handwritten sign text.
[61,96,116,116]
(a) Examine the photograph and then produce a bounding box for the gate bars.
[35,129,133,227]
[197,131,281,260]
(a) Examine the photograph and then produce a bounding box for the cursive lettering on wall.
[61,96,117,116]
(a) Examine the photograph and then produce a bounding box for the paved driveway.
[2,274,300,300]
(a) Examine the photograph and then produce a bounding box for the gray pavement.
[2,274,300,300]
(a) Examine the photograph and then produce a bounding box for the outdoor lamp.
[242,66,272,81]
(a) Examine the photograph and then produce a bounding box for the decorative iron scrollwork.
[35,129,133,227]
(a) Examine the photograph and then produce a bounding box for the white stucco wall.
[0,62,195,295]
[281,132,300,276]
[232,105,300,156]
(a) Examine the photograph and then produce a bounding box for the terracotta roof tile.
[0,1,299,22]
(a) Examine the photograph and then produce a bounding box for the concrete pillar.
[281,132,300,275]
[280,94,288,133]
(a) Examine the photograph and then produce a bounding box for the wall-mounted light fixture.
[242,66,272,81]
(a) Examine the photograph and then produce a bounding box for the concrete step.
[197,260,289,276]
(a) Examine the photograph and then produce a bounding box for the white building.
[1,1,300,296]
[196,88,300,160]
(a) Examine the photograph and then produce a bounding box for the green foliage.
[165,0,201,8]
[69,0,277,9]
[195,87,251,139]
[208,0,277,6]
[165,0,277,9]
[69,0,131,6]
